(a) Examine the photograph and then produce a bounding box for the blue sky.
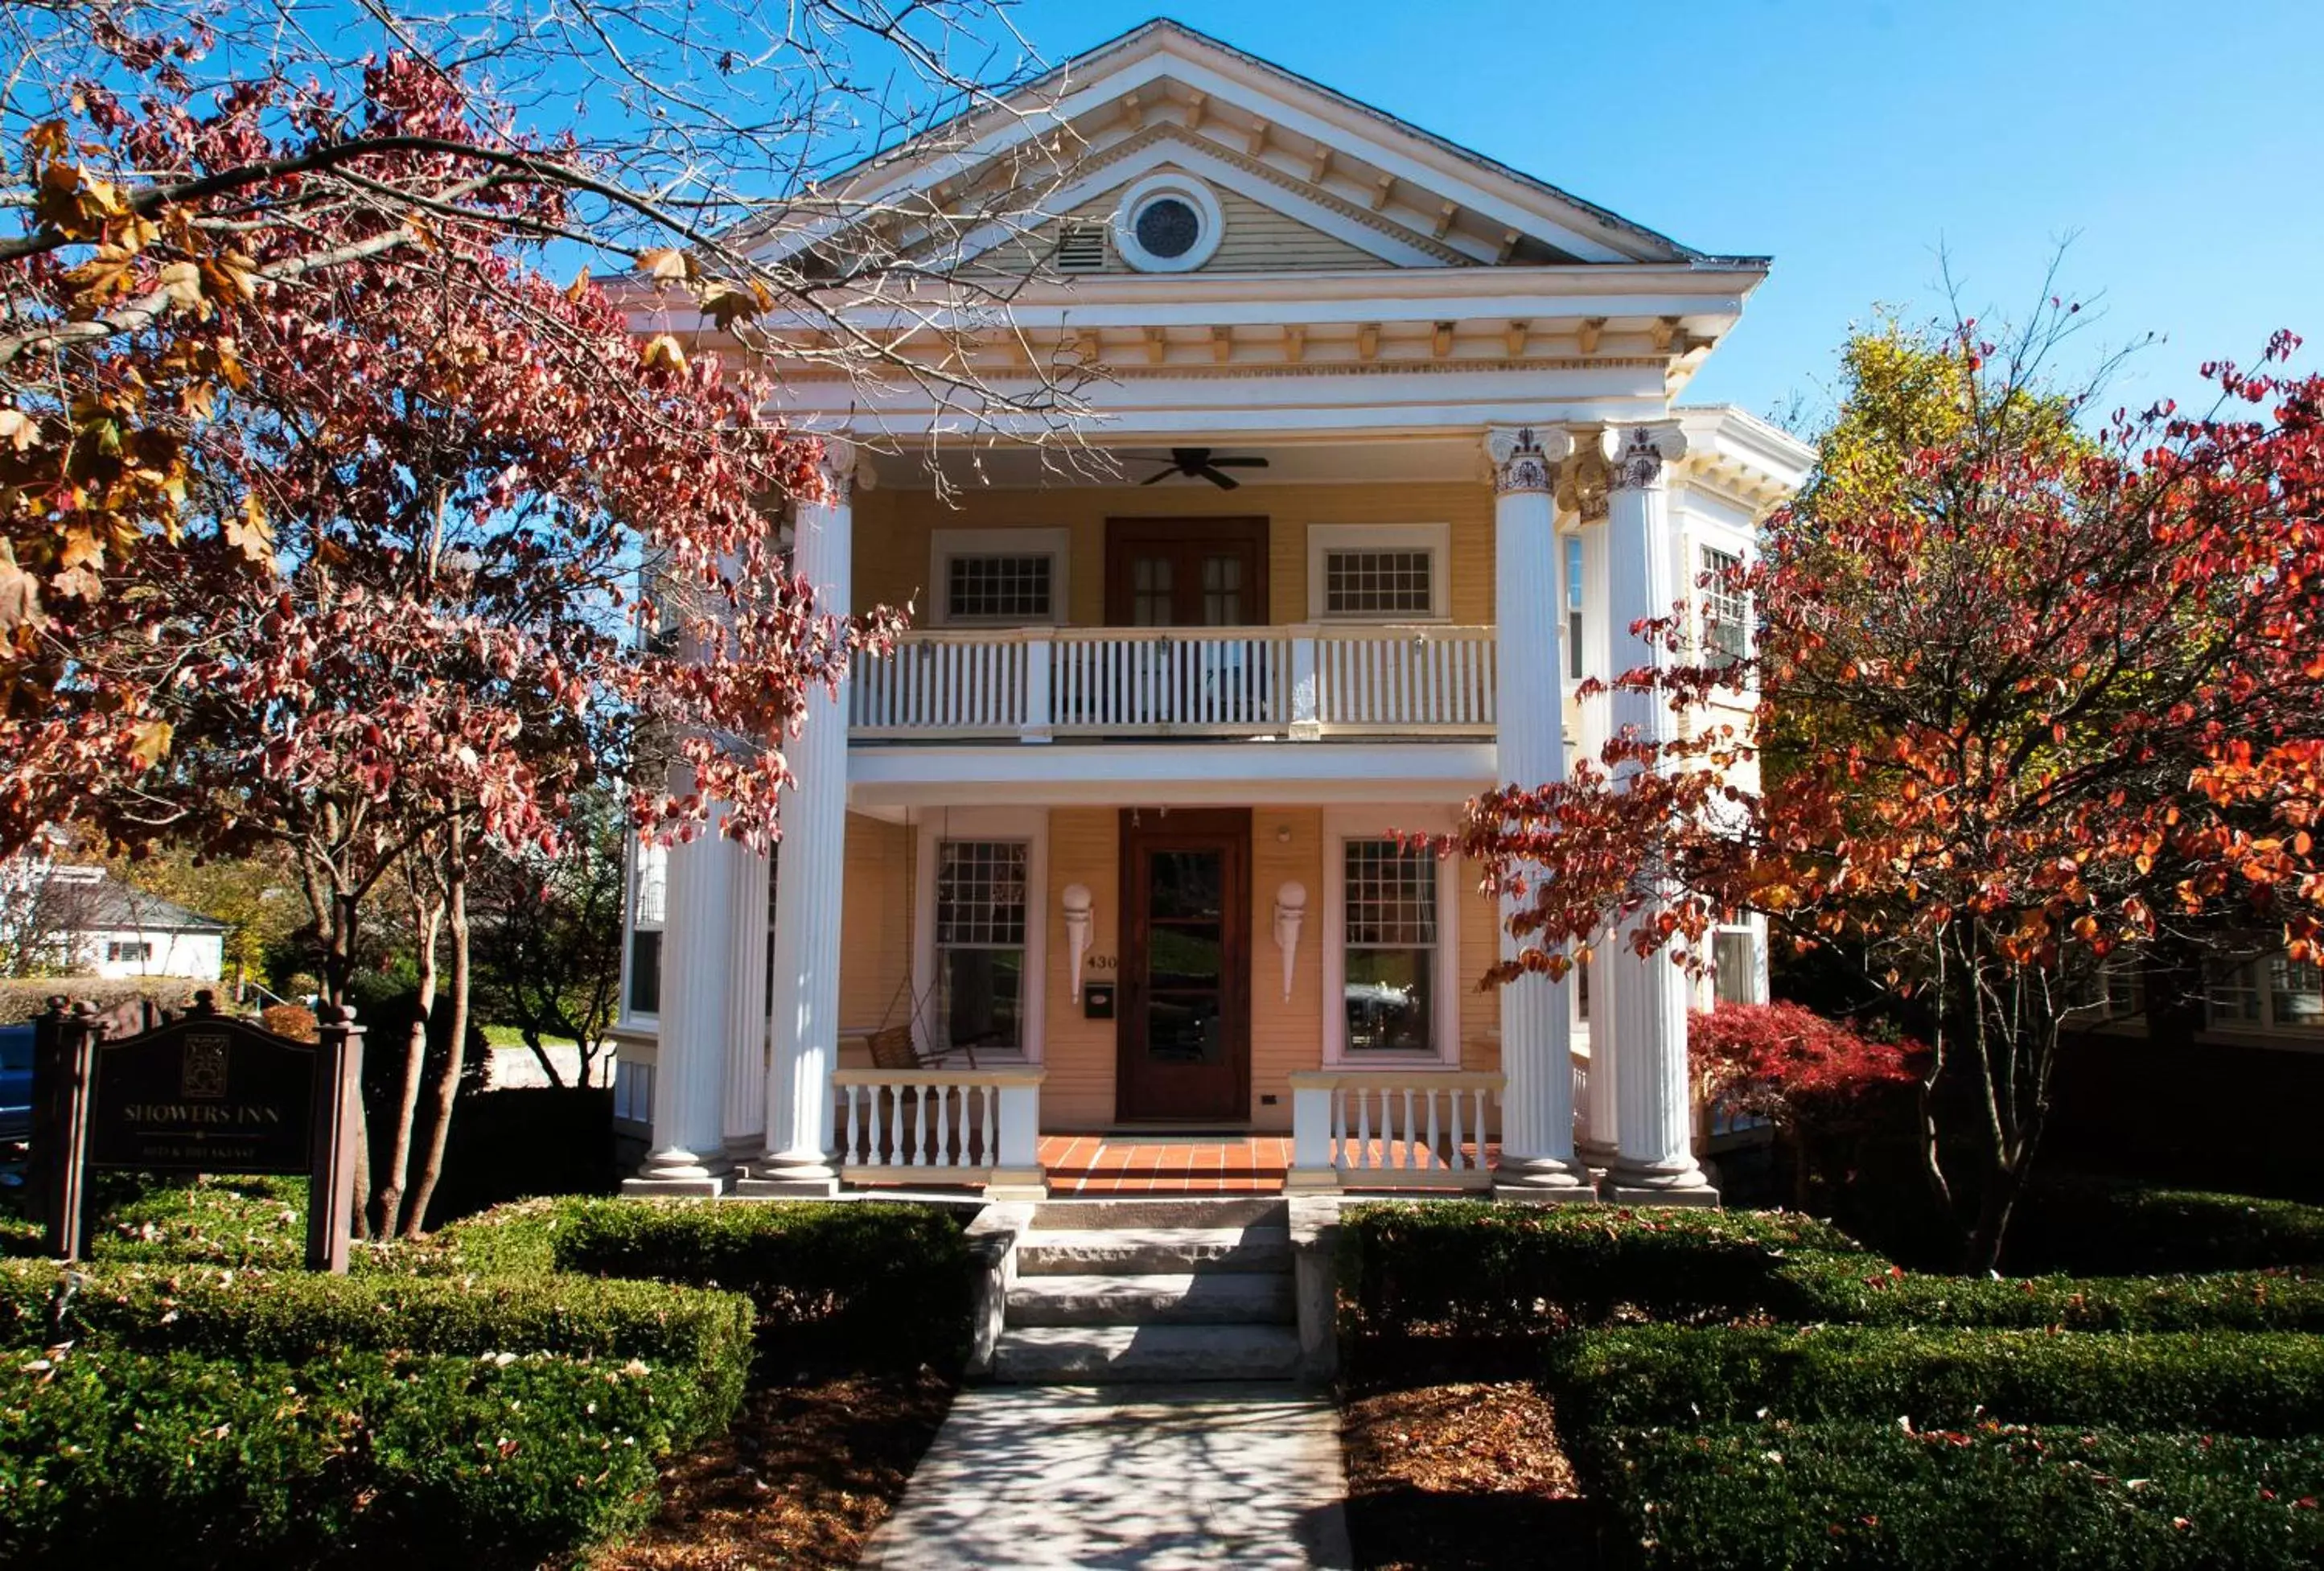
[1005,2,2324,425]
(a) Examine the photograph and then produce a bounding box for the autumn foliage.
[1461,306,2324,1267]
[1691,1001,1920,1128]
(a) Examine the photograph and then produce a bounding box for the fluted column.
[1576,503,1620,1169]
[722,847,771,1149]
[625,780,737,1195]
[1602,422,1716,1202]
[746,441,855,1195]
[1486,425,1591,1196]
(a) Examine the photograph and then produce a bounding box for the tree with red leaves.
[1462,301,2324,1269]
[1692,1000,1921,1208]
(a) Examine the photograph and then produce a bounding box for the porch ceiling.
[862,434,1480,491]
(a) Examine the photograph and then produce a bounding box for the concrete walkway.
[861,1384,1351,1570]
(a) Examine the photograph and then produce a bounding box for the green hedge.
[0,1261,754,1440]
[1597,1421,2324,1570]
[0,1345,685,1569]
[1769,1252,2324,1330]
[437,1197,973,1366]
[2005,1179,2324,1275]
[1339,1201,2324,1337]
[0,977,203,1026]
[1338,1201,1858,1335]
[1549,1326,2324,1456]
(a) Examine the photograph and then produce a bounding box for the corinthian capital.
[815,436,860,504]
[1600,422,1688,493]
[1484,424,1576,496]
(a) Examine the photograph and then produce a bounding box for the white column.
[1602,422,1716,1201]
[722,847,771,1149]
[1485,426,1590,1196]
[625,779,736,1195]
[1577,507,1619,1168]
[746,442,856,1195]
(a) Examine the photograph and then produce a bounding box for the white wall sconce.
[1062,883,1094,983]
[1273,881,1308,1002]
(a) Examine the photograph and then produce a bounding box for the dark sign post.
[33,993,364,1273]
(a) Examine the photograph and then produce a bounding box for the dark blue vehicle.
[0,1023,31,1143]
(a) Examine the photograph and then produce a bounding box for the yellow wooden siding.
[1042,807,1119,1127]
[831,804,1521,1125]
[969,169,1392,277]
[835,812,911,1069]
[853,479,1496,629]
[1248,808,1324,1130]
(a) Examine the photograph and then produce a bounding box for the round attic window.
[1113,174,1224,273]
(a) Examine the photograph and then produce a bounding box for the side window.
[1307,524,1451,622]
[1700,545,1748,661]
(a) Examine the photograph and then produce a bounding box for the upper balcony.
[849,622,1519,745]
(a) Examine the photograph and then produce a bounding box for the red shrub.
[1691,1001,1920,1130]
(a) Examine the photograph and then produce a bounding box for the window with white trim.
[2205,953,2323,1033]
[930,528,1069,627]
[626,838,666,1018]
[106,940,153,964]
[1341,840,1439,1054]
[1700,545,1748,662]
[1711,927,1758,1007]
[1307,524,1450,622]
[935,840,1027,1051]
[947,554,1052,623]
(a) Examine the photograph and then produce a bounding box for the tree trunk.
[1963,1150,2031,1275]
[371,886,442,1240]
[521,1026,568,1089]
[401,829,470,1238]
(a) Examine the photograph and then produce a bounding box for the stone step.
[1030,1197,1287,1232]
[1007,1273,1297,1327]
[989,1323,1305,1384]
[1015,1225,1293,1277]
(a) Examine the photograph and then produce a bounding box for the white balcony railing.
[1284,1069,1504,1191]
[849,624,1498,742]
[829,1066,1046,1196]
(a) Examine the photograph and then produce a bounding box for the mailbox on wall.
[1082,983,1116,1020]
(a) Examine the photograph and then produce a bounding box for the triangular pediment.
[755,20,1715,278]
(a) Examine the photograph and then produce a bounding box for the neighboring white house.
[613,19,1812,1201]
[10,863,228,981]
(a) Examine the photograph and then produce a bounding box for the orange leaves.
[224,494,273,565]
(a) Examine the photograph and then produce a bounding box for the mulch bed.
[598,1367,956,1570]
[1341,1378,1598,1571]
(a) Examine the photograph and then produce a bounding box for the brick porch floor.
[1035,1134,1501,1195]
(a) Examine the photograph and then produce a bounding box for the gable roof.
[755,18,1754,274]
[43,870,230,936]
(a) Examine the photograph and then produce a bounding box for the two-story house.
[611,19,1812,1202]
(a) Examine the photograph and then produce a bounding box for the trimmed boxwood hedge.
[1339,1200,2324,1336]
[1549,1326,2324,1457]
[1338,1201,1858,1335]
[2006,1179,2324,1276]
[436,1196,974,1365]
[1598,1421,2324,1570]
[0,1345,684,1569]
[0,1261,755,1441]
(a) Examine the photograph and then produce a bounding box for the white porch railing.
[829,1066,1046,1197]
[849,624,1497,742]
[1284,1069,1503,1191]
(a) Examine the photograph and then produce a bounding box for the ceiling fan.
[1135,446,1270,490]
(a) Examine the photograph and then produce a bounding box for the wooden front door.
[1104,518,1269,628]
[1117,808,1251,1123]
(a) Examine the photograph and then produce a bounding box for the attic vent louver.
[1056,222,1107,273]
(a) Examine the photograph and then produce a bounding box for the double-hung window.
[1564,533,1586,677]
[1711,926,1760,1006]
[626,839,667,1018]
[935,840,1028,1052]
[1341,839,1440,1055]
[1700,545,1749,663]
